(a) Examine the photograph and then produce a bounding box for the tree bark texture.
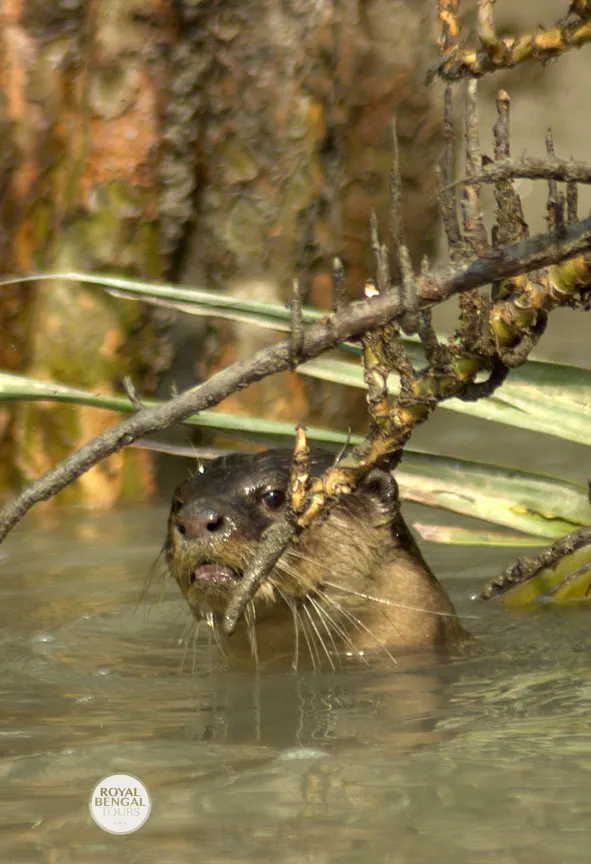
[166,0,442,432]
[0,0,442,503]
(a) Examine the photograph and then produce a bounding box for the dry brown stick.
[567,181,579,224]
[389,117,418,332]
[492,90,527,246]
[228,426,313,629]
[461,81,487,255]
[225,519,299,629]
[446,155,591,189]
[327,0,344,281]
[289,277,304,368]
[361,280,393,438]
[545,129,566,237]
[389,117,405,255]
[122,376,144,410]
[489,90,529,311]
[438,86,463,254]
[289,425,312,513]
[2,216,591,544]
[545,130,559,232]
[458,80,487,352]
[369,210,390,295]
[480,523,591,600]
[331,256,346,312]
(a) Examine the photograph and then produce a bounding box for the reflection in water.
[1,507,591,863]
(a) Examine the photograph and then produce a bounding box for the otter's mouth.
[191,563,242,586]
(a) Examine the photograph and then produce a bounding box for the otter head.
[166,449,464,662]
[166,449,345,617]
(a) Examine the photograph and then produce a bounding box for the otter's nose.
[174,504,226,540]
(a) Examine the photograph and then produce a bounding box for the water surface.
[2,504,590,863]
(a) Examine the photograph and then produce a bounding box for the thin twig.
[122,376,143,410]
[389,117,405,255]
[438,87,462,254]
[418,214,591,301]
[446,155,591,189]
[331,256,346,312]
[326,0,344,280]
[492,90,527,246]
[567,181,579,224]
[224,519,298,631]
[390,117,418,332]
[289,277,304,368]
[370,210,390,294]
[545,129,567,238]
[461,81,487,255]
[481,523,591,600]
[289,425,311,513]
[227,427,315,628]
[458,80,487,352]
[545,129,559,234]
[478,0,496,44]
[361,280,391,438]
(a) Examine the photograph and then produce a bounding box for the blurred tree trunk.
[0,0,442,503]
[0,0,174,503]
[167,0,442,433]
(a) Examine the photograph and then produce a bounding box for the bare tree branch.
[492,91,528,246]
[331,256,346,312]
[457,80,487,352]
[437,87,463,254]
[2,214,591,544]
[289,277,304,368]
[429,4,591,82]
[481,523,591,600]
[447,155,591,190]
[477,0,496,45]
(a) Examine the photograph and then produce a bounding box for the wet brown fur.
[165,450,466,669]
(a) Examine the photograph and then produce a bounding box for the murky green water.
[2,503,591,863]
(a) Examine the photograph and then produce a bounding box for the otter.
[165,449,466,669]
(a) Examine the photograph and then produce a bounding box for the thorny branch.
[480,523,591,600]
[437,87,462,255]
[448,156,591,190]
[1,209,591,553]
[429,0,591,82]
[457,80,487,355]
[225,80,591,632]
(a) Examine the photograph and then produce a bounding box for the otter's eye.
[259,489,285,511]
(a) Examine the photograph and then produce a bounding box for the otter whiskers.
[274,563,362,669]
[302,604,336,671]
[244,602,259,666]
[306,596,344,668]
[273,587,301,672]
[323,581,463,619]
[315,585,399,666]
[276,560,390,667]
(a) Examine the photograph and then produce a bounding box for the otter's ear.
[360,468,399,504]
